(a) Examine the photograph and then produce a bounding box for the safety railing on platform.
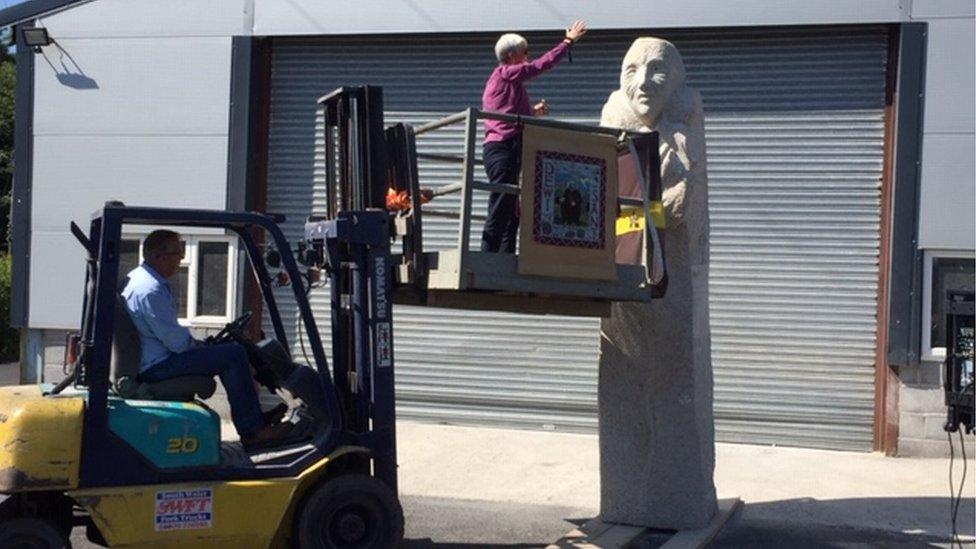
[318,85,666,315]
[402,107,666,300]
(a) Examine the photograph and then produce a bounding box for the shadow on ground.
[711,496,971,549]
[710,520,964,549]
[401,495,590,548]
[628,495,975,549]
[403,516,593,548]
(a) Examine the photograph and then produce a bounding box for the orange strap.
[386,187,433,212]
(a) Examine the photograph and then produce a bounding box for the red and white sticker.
[155,489,212,531]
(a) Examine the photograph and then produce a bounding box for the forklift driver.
[121,230,292,449]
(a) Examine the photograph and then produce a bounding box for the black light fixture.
[21,27,52,52]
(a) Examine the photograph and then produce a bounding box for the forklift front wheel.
[295,474,404,549]
[0,516,71,548]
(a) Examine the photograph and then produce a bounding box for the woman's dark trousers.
[480,137,522,253]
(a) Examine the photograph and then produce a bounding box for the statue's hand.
[660,145,689,226]
[663,180,687,226]
[661,145,689,188]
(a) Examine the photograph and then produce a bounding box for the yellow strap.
[616,201,665,236]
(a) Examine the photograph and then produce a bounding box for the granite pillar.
[598,37,717,529]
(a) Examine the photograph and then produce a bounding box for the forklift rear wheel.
[0,516,71,548]
[295,474,404,548]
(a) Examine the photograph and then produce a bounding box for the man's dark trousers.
[139,342,262,436]
[481,136,522,253]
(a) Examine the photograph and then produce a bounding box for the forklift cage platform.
[318,87,667,318]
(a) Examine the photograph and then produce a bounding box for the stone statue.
[598,38,717,529]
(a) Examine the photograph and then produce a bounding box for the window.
[117,234,238,327]
[922,251,975,360]
[197,241,230,317]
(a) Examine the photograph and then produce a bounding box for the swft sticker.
[155,489,213,531]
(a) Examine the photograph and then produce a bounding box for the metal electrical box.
[944,290,974,433]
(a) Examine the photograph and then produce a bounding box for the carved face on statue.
[620,38,686,128]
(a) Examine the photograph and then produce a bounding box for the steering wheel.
[207,311,253,345]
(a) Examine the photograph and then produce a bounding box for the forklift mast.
[318,86,389,216]
[306,86,401,492]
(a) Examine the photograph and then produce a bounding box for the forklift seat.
[112,295,216,401]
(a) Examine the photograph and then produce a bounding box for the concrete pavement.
[1,357,972,546]
[395,421,974,545]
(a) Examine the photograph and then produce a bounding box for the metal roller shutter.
[265,25,887,450]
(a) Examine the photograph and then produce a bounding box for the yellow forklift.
[0,86,666,548]
[0,200,402,548]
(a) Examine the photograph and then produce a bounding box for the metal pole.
[416,152,482,165]
[422,208,488,222]
[414,111,469,135]
[471,180,518,195]
[478,108,632,138]
[431,182,463,197]
[323,106,337,217]
[456,109,477,286]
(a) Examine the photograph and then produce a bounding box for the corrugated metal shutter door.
[266,26,887,450]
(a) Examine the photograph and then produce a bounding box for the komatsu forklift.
[0,201,401,548]
[0,86,665,548]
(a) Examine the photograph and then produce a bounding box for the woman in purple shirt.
[480,20,588,253]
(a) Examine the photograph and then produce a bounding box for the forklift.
[0,201,401,548]
[0,86,665,548]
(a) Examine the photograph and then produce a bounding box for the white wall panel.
[40,0,248,37]
[921,18,976,134]
[27,31,233,329]
[911,0,975,19]
[31,135,228,231]
[29,135,228,328]
[917,134,976,251]
[915,15,976,254]
[253,0,906,36]
[29,232,88,330]
[33,37,232,136]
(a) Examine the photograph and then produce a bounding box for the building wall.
[895,1,975,457]
[897,359,975,457]
[13,0,973,454]
[251,0,908,35]
[25,0,244,331]
[913,2,975,250]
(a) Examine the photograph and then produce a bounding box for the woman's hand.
[533,100,550,116]
[565,20,587,43]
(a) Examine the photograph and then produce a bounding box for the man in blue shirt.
[122,230,290,449]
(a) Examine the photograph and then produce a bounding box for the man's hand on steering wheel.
[206,311,253,345]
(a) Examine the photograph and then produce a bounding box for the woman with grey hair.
[480,20,587,253]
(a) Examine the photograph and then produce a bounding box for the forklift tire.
[0,516,71,548]
[295,474,404,549]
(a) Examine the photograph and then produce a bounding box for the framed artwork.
[518,125,618,281]
[533,151,606,249]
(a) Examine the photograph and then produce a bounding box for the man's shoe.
[242,422,293,451]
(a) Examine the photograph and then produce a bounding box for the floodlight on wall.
[21,27,52,52]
